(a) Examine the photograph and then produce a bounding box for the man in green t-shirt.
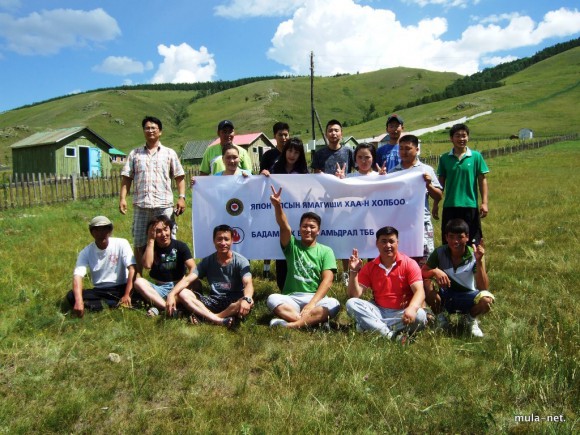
[199,120,253,175]
[266,186,340,328]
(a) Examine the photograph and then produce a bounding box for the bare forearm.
[476,260,489,290]
[142,241,155,269]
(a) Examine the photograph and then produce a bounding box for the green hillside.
[1,45,580,169]
[346,46,580,142]
[0,68,458,163]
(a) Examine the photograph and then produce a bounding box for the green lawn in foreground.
[0,141,578,433]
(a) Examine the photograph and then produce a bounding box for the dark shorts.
[195,292,239,314]
[441,207,482,245]
[439,288,479,314]
[66,285,126,311]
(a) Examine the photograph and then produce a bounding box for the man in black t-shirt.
[259,121,290,280]
[134,215,195,316]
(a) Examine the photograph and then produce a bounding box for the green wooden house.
[10,126,124,177]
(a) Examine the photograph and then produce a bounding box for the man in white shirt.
[66,216,136,317]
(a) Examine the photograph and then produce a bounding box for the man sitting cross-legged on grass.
[133,215,195,316]
[421,218,494,337]
[266,186,340,329]
[66,216,136,318]
[346,226,427,343]
[165,225,254,328]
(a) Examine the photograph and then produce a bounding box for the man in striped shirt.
[120,116,186,273]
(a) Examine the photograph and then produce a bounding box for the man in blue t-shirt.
[376,114,405,173]
[166,225,254,328]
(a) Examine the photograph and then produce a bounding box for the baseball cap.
[386,114,404,125]
[218,120,234,131]
[89,215,113,229]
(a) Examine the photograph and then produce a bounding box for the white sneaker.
[269,318,288,328]
[465,315,484,337]
[342,272,349,286]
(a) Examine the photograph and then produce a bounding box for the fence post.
[71,174,77,201]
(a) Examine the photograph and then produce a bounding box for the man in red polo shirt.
[346,226,427,342]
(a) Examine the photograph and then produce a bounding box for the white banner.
[192,172,425,260]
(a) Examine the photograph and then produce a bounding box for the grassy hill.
[1,45,580,168]
[0,68,459,164]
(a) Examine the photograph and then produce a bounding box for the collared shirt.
[437,147,489,208]
[122,143,185,208]
[358,252,422,309]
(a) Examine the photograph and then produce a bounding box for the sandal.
[221,316,235,329]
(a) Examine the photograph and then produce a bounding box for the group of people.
[66,114,495,340]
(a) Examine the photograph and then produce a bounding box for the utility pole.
[310,51,315,142]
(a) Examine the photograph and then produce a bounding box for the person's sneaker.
[389,330,411,345]
[436,312,450,330]
[269,318,288,328]
[465,315,484,337]
[342,272,349,286]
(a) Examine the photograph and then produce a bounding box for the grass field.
[0,141,578,433]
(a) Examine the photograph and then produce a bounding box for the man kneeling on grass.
[421,218,494,337]
[266,186,340,329]
[66,216,136,317]
[346,226,427,343]
[133,215,195,316]
[166,225,254,328]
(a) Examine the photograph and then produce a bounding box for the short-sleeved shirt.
[195,251,251,299]
[426,245,478,292]
[376,143,400,173]
[121,143,185,209]
[358,252,422,309]
[74,237,135,288]
[311,146,354,174]
[149,239,192,283]
[392,160,442,224]
[260,148,282,172]
[437,147,489,208]
[200,143,253,175]
[282,235,337,294]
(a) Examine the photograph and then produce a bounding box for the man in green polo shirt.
[437,123,489,245]
[199,120,253,175]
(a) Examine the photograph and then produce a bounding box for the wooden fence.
[0,134,577,210]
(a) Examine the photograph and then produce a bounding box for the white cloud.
[215,0,305,18]
[476,13,521,25]
[402,0,475,8]
[267,1,580,77]
[93,56,153,76]
[151,43,217,84]
[481,55,518,67]
[0,8,120,55]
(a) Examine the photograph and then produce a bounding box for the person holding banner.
[259,122,291,281]
[199,120,253,176]
[266,186,340,329]
[312,119,355,287]
[346,226,427,343]
[165,224,254,328]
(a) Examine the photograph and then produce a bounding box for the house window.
[252,147,258,153]
[65,147,76,158]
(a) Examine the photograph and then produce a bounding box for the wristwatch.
[242,296,253,304]
[178,194,186,199]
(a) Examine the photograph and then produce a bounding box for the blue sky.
[1,0,579,112]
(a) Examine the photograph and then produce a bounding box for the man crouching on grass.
[421,218,494,337]
[66,216,136,317]
[166,225,254,328]
[266,186,340,329]
[346,226,427,343]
